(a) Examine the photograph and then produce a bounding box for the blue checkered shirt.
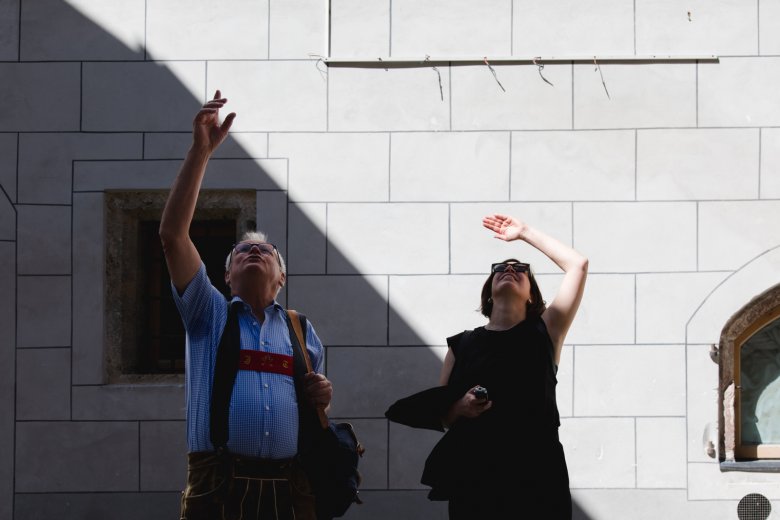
[172,263,324,458]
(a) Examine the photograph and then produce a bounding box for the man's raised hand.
[193,89,236,155]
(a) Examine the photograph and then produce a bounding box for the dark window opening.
[137,219,235,375]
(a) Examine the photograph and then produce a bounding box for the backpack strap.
[210,301,241,453]
[286,310,329,430]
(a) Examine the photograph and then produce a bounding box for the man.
[160,90,332,520]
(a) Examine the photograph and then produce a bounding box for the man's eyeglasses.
[491,262,530,274]
[232,242,277,256]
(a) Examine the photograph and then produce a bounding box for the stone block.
[140,421,187,491]
[147,0,268,59]
[561,417,636,488]
[16,421,138,492]
[144,132,268,160]
[16,347,70,420]
[326,346,446,417]
[574,63,696,129]
[636,0,757,55]
[637,129,759,200]
[514,0,633,56]
[329,66,450,131]
[270,133,389,202]
[17,276,70,347]
[327,203,448,274]
[0,63,80,131]
[82,61,205,131]
[564,274,635,345]
[18,133,141,204]
[576,201,697,272]
[287,275,388,345]
[512,130,635,201]
[287,203,326,274]
[207,61,327,132]
[636,417,687,488]
[0,0,19,60]
[574,344,686,416]
[451,64,572,130]
[0,193,13,239]
[760,0,780,55]
[73,384,185,420]
[0,242,13,520]
[14,492,181,520]
[329,0,389,57]
[20,0,144,60]
[760,128,780,199]
[334,418,387,490]
[388,422,443,489]
[0,133,16,203]
[392,0,510,56]
[686,344,720,465]
[391,132,509,201]
[269,0,327,59]
[17,204,71,274]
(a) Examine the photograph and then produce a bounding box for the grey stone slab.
[389,422,443,489]
[0,63,80,131]
[18,133,142,204]
[20,0,144,60]
[73,384,185,421]
[0,242,14,520]
[16,421,139,492]
[340,490,447,520]
[0,133,16,203]
[287,203,326,274]
[144,132,268,160]
[72,193,104,384]
[15,492,181,520]
[0,0,19,60]
[17,204,70,274]
[82,62,205,131]
[17,276,70,347]
[341,418,388,490]
[257,189,288,264]
[16,347,70,420]
[287,276,388,346]
[0,192,13,239]
[140,421,187,491]
[325,347,443,417]
[73,159,286,192]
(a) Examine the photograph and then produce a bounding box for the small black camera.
[472,386,488,400]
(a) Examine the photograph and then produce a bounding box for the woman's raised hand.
[482,213,527,242]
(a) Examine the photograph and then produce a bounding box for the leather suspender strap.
[286,310,329,429]
[210,301,241,452]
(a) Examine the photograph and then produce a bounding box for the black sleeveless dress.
[421,316,572,519]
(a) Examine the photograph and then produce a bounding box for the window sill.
[720,460,780,473]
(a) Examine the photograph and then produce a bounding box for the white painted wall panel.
[637,417,687,488]
[760,128,780,198]
[699,57,780,127]
[270,133,389,201]
[329,67,450,131]
[637,129,760,200]
[329,0,389,57]
[576,202,697,273]
[392,0,511,57]
[562,417,636,488]
[635,0,757,55]
[327,203,449,274]
[513,0,633,56]
[391,132,509,201]
[147,0,268,60]
[574,63,697,129]
[0,0,19,60]
[699,201,780,271]
[512,130,635,201]
[0,63,80,132]
[269,0,327,59]
[451,64,572,131]
[563,274,635,345]
[760,0,780,55]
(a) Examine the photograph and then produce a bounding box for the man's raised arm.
[159,90,236,292]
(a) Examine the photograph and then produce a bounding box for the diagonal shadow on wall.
[2,2,592,519]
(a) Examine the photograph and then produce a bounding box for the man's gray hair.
[225,230,287,275]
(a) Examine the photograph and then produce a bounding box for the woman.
[423,213,588,519]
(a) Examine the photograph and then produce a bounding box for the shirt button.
[265,431,270,436]
[252,322,258,327]
[263,383,269,388]
[265,406,270,411]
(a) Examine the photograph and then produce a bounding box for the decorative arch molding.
[685,245,780,471]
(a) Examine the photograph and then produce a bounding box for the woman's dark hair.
[479,258,546,319]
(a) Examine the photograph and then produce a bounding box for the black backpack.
[285,310,365,519]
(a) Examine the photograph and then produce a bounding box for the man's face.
[225,241,284,294]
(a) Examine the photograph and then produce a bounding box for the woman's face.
[491,261,531,300]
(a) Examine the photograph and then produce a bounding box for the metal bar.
[323,54,719,65]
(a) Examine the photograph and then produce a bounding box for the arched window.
[719,283,780,468]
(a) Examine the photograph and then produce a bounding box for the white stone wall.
[2,0,780,518]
